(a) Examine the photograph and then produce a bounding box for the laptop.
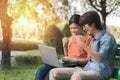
[38,45,78,67]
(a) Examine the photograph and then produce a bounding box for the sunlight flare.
[18,16,28,25]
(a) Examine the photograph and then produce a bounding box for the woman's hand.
[62,37,69,48]
[62,57,77,63]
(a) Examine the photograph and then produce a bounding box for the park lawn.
[0,64,42,80]
[0,49,43,80]
[0,49,64,80]
[0,39,119,80]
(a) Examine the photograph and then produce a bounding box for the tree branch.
[106,2,118,15]
[88,0,101,12]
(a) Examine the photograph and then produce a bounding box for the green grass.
[0,49,43,80]
[0,48,43,80]
[0,49,64,80]
[0,64,42,80]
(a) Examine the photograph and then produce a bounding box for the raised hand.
[62,37,69,48]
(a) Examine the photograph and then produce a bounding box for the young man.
[49,11,118,80]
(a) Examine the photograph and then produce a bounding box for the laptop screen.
[38,45,60,67]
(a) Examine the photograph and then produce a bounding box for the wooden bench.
[111,44,120,80]
[115,44,120,66]
[110,67,120,80]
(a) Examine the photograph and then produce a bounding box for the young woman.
[35,14,91,80]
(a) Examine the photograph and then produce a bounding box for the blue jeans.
[35,65,54,80]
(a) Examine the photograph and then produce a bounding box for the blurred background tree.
[7,0,120,41]
[85,0,119,29]
[62,24,71,37]
[43,24,63,53]
[0,0,13,68]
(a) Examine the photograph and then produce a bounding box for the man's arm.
[76,35,101,62]
[81,43,101,62]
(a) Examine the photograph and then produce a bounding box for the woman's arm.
[62,37,69,56]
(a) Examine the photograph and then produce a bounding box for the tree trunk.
[101,11,107,30]
[0,0,12,68]
[100,0,107,30]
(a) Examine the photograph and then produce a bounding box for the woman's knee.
[36,66,51,75]
[36,67,44,74]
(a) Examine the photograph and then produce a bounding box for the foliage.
[7,0,68,42]
[62,24,71,37]
[9,0,39,20]
[25,50,40,56]
[43,24,63,53]
[107,26,120,39]
[85,0,119,29]
[15,50,41,66]
[55,0,69,20]
[0,40,41,51]
[86,0,118,13]
[15,55,41,65]
[11,40,41,51]
[9,0,62,26]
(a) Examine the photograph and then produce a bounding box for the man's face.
[83,24,95,35]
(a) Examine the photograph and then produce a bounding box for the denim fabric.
[83,30,118,79]
[35,65,54,80]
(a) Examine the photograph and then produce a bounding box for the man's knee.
[50,68,57,77]
[50,68,63,79]
[71,71,85,80]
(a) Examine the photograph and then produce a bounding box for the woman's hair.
[69,14,80,26]
[80,11,103,30]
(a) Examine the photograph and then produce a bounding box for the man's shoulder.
[100,31,117,46]
[102,31,115,40]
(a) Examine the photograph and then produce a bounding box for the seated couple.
[35,11,118,80]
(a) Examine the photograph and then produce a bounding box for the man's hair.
[80,11,103,30]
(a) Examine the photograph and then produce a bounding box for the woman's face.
[69,23,82,36]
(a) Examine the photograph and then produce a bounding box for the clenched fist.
[62,37,69,48]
